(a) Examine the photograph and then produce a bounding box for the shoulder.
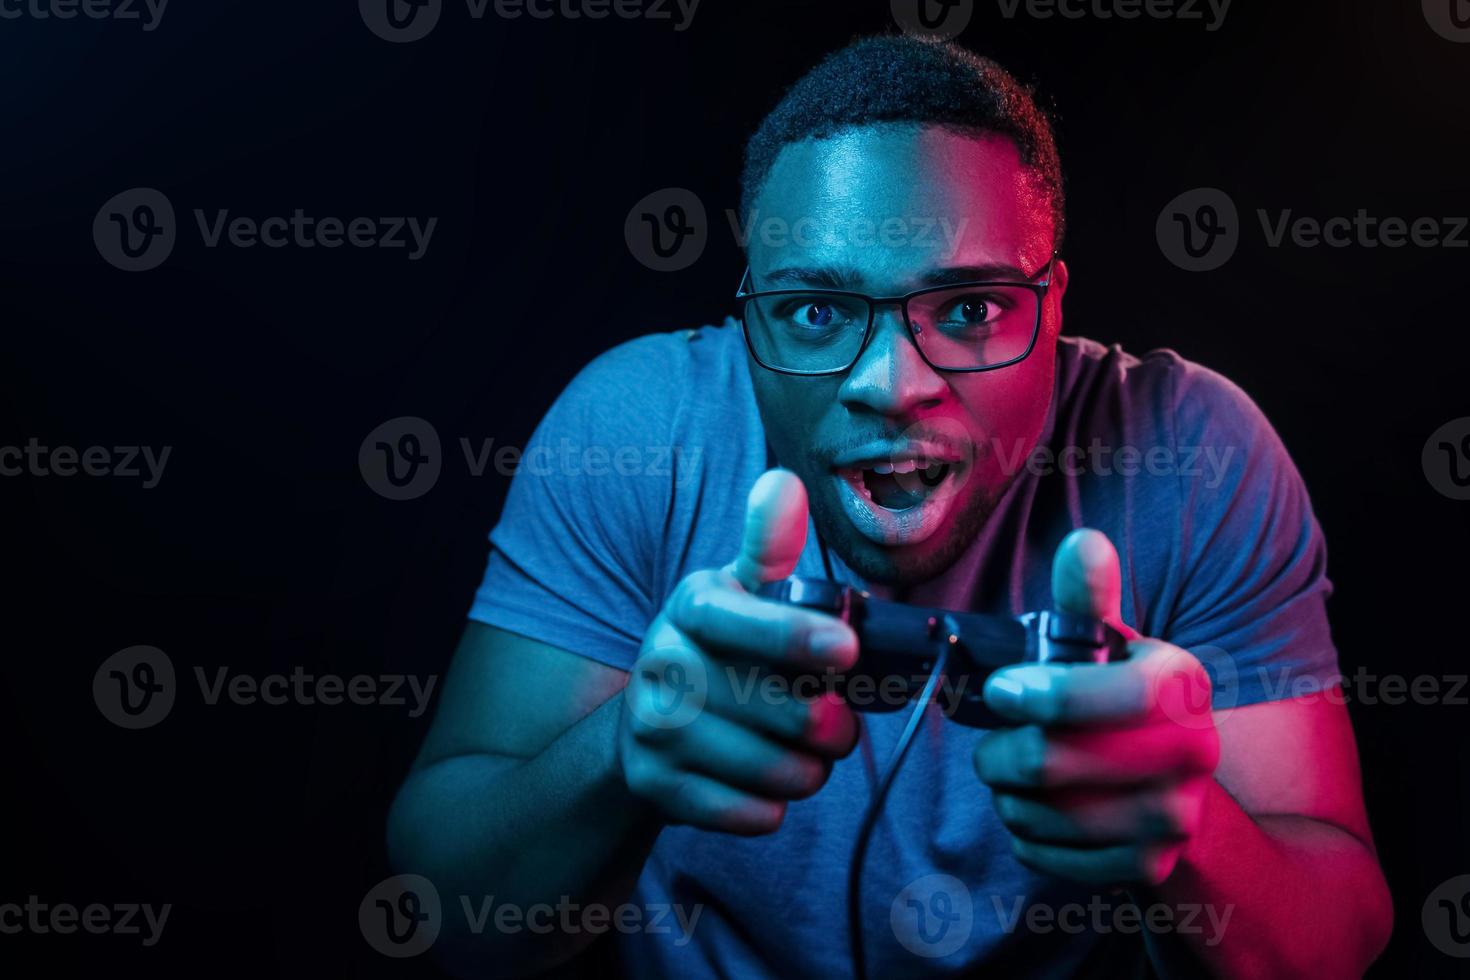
[561,317,747,403]
[546,317,749,442]
[1054,335,1275,451]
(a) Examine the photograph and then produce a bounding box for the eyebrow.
[759,263,1034,291]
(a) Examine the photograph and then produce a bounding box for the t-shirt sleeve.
[1163,358,1342,708]
[467,334,685,672]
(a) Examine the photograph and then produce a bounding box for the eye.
[771,296,861,334]
[794,302,838,328]
[938,293,1006,327]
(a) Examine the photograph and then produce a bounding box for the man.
[388,35,1391,977]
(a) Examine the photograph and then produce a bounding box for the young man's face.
[746,124,1066,584]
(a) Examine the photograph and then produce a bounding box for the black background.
[2,0,1468,976]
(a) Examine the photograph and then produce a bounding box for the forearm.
[387,695,662,977]
[1136,779,1392,978]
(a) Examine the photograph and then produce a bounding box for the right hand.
[618,469,861,835]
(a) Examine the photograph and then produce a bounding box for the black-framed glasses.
[734,255,1057,376]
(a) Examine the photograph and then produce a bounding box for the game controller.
[756,577,1130,728]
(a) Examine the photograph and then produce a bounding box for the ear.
[1047,258,1069,334]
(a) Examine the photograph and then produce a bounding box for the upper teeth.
[870,459,931,475]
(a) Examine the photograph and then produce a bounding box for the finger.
[666,569,857,671]
[1051,528,1139,640]
[983,661,1151,726]
[973,723,1219,790]
[983,639,1217,728]
[704,680,859,758]
[724,468,810,592]
[656,710,833,801]
[1009,837,1182,887]
[622,756,786,836]
[991,785,1201,847]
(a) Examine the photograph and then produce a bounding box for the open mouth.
[831,452,967,546]
[852,460,953,509]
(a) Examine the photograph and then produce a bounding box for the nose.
[837,306,948,417]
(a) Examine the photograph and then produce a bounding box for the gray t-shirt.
[470,317,1340,977]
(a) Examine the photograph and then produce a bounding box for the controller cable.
[846,625,953,980]
[813,533,958,979]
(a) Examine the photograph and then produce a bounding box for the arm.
[1137,358,1391,974]
[973,530,1391,979]
[1138,689,1391,978]
[387,622,659,977]
[387,470,859,979]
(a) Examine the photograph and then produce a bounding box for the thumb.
[1051,528,1139,639]
[725,468,810,592]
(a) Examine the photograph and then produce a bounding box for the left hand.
[972,528,1221,888]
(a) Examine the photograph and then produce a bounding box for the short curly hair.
[740,34,1065,250]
